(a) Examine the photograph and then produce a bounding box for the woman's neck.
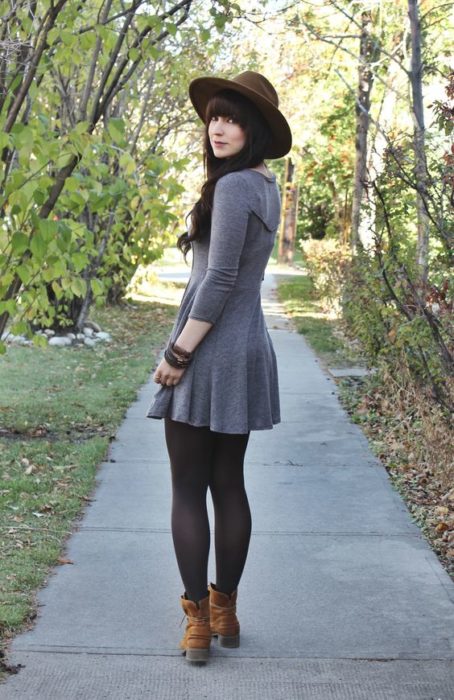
[249,162,271,176]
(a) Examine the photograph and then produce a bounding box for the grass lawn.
[0,289,179,662]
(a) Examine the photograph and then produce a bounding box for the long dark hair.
[177,89,273,257]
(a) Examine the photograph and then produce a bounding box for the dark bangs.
[205,89,252,128]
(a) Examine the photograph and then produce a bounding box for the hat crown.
[231,71,279,108]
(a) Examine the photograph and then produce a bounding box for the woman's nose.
[214,117,227,130]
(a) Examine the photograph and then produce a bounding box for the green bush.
[342,248,453,410]
[300,238,352,311]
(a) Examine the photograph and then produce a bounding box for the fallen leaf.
[57,557,74,565]
[41,504,54,513]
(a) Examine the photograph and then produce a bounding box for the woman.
[147,71,292,663]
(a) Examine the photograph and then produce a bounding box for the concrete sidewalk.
[1,273,454,699]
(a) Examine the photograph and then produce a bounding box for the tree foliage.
[237,0,453,406]
[0,0,237,348]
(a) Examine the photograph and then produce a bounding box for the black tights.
[164,417,251,603]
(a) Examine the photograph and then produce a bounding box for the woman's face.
[208,115,246,159]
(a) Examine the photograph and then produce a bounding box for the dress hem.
[146,411,280,434]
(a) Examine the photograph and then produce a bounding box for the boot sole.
[217,633,240,648]
[185,648,210,663]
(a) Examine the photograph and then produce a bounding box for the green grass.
[0,298,176,655]
[276,274,364,368]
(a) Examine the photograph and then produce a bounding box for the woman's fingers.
[153,358,185,386]
[155,370,184,386]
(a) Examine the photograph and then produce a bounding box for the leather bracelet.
[164,348,184,368]
[164,345,192,369]
[172,343,192,360]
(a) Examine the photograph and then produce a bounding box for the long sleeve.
[188,172,251,325]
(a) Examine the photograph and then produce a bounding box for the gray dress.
[146,168,281,434]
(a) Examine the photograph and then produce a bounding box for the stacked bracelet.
[164,343,193,369]
[172,343,192,360]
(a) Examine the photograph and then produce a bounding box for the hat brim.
[189,76,292,160]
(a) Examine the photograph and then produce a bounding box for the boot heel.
[186,647,209,663]
[218,633,240,648]
[180,594,211,664]
[209,584,240,649]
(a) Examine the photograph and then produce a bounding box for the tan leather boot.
[209,583,240,648]
[179,593,211,663]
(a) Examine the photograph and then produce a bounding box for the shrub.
[300,238,352,312]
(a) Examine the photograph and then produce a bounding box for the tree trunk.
[350,10,376,250]
[365,39,404,247]
[408,0,430,282]
[278,158,298,263]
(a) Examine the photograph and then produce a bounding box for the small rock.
[84,337,96,348]
[76,333,85,341]
[83,320,102,333]
[66,332,76,340]
[44,329,55,337]
[49,336,73,347]
[7,335,31,345]
[96,332,112,342]
[9,334,27,344]
[83,327,94,337]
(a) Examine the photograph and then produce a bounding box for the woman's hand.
[153,358,186,387]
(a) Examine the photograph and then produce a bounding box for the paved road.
[1,273,454,699]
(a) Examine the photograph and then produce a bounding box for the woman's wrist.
[174,319,213,355]
[164,343,193,369]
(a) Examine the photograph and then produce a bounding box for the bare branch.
[299,22,409,100]
[89,1,141,126]
[4,0,70,133]
[301,0,410,77]
[420,1,454,24]
[93,0,192,123]
[78,0,114,120]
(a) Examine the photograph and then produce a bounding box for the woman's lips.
[213,141,227,146]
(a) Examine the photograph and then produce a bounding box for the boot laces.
[180,613,209,627]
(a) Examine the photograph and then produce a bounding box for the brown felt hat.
[189,70,292,159]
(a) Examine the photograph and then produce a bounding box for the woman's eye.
[210,116,237,123]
